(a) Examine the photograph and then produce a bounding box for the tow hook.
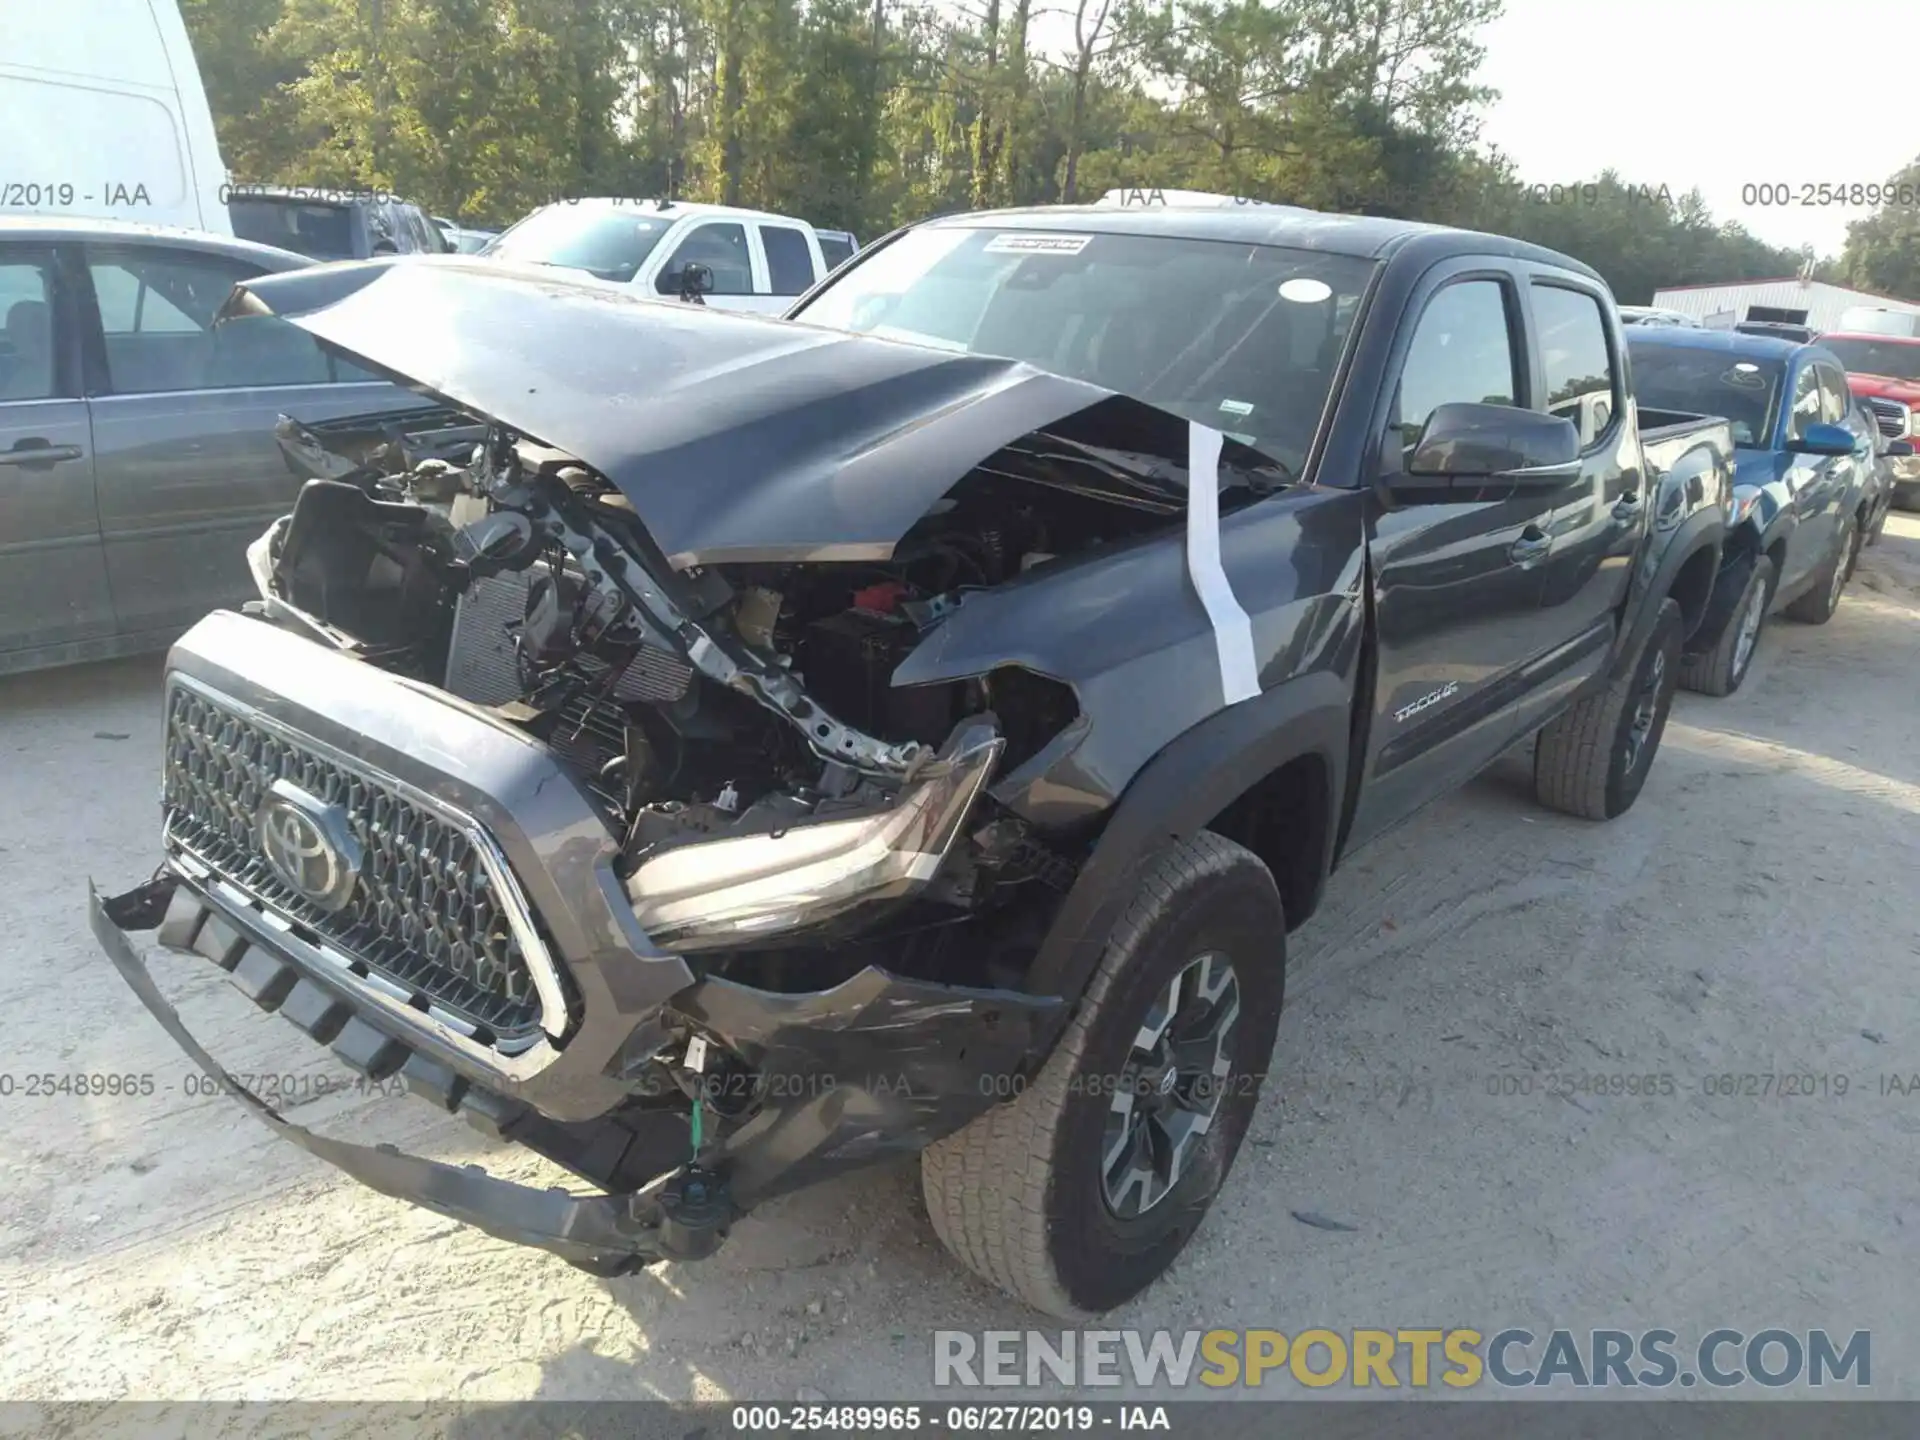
[657,1164,732,1259]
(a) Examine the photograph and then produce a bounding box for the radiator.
[444,569,694,707]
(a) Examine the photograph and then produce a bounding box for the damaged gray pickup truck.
[92,205,1732,1318]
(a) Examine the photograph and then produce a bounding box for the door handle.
[1611,489,1643,523]
[0,439,84,468]
[1509,527,1552,566]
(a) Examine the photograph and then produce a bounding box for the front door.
[652,221,767,313]
[1347,266,1565,848]
[1776,359,1842,593]
[0,242,114,668]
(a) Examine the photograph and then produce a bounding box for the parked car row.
[1625,326,1906,695]
[84,198,1767,1323]
[1620,302,1920,520]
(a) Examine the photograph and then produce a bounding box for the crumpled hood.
[222,256,1274,568]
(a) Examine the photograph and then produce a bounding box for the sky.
[1025,0,1916,260]
[1473,0,1915,258]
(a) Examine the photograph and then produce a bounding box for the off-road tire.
[1533,598,1682,821]
[921,832,1285,1319]
[1783,514,1855,624]
[1679,554,1773,698]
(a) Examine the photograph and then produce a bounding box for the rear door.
[80,241,432,641]
[0,241,114,667]
[1525,275,1642,652]
[753,222,824,313]
[1345,262,1567,848]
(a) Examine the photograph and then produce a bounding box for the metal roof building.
[1649,277,1920,332]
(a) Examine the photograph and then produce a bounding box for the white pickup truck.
[479,198,838,315]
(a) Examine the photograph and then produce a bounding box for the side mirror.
[1883,438,1914,458]
[679,262,714,300]
[659,263,714,299]
[1786,421,1855,457]
[1395,402,1580,495]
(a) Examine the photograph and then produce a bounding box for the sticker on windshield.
[982,232,1092,256]
[1733,362,1759,372]
[1278,277,1332,303]
[1218,399,1255,417]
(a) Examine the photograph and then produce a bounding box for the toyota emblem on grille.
[256,779,363,912]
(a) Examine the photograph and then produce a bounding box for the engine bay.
[252,414,1113,982]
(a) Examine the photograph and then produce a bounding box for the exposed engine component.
[255,414,1098,959]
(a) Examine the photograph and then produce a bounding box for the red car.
[1822,332,1920,511]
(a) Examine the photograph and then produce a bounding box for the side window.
[87,250,334,393]
[1817,365,1852,426]
[659,222,753,296]
[1532,283,1617,447]
[403,206,438,253]
[760,225,817,296]
[818,234,856,271]
[1392,278,1520,456]
[0,253,59,402]
[1787,365,1823,440]
[367,207,397,255]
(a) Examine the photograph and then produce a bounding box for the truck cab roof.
[923,202,1607,280]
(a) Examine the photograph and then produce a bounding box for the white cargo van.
[1,0,232,235]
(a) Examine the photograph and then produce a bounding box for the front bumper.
[90,870,1060,1268]
[92,609,1065,1269]
[90,881,675,1272]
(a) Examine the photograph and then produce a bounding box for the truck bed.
[1638,407,1736,484]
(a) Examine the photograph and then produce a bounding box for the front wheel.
[1533,598,1682,821]
[921,832,1285,1318]
[1679,554,1773,698]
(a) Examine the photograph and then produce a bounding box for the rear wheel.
[1783,515,1855,624]
[921,832,1285,1318]
[1534,598,1682,821]
[1679,554,1772,698]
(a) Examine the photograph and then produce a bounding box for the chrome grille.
[1865,396,1911,440]
[162,682,549,1039]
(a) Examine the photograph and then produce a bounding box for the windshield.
[482,205,675,282]
[1627,339,1781,447]
[790,226,1377,477]
[228,199,356,261]
[1818,337,1920,382]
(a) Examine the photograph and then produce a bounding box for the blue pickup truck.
[1626,327,1875,696]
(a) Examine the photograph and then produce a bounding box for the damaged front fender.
[660,968,1063,1208]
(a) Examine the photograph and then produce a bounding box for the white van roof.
[0,0,232,235]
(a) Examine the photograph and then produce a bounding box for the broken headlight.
[625,720,1003,951]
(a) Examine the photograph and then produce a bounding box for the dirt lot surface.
[3,517,1918,1420]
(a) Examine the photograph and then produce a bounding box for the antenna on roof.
[656,197,674,212]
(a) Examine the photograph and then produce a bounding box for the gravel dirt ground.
[2,517,1918,1417]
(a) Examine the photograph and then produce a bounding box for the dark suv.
[225,186,451,262]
